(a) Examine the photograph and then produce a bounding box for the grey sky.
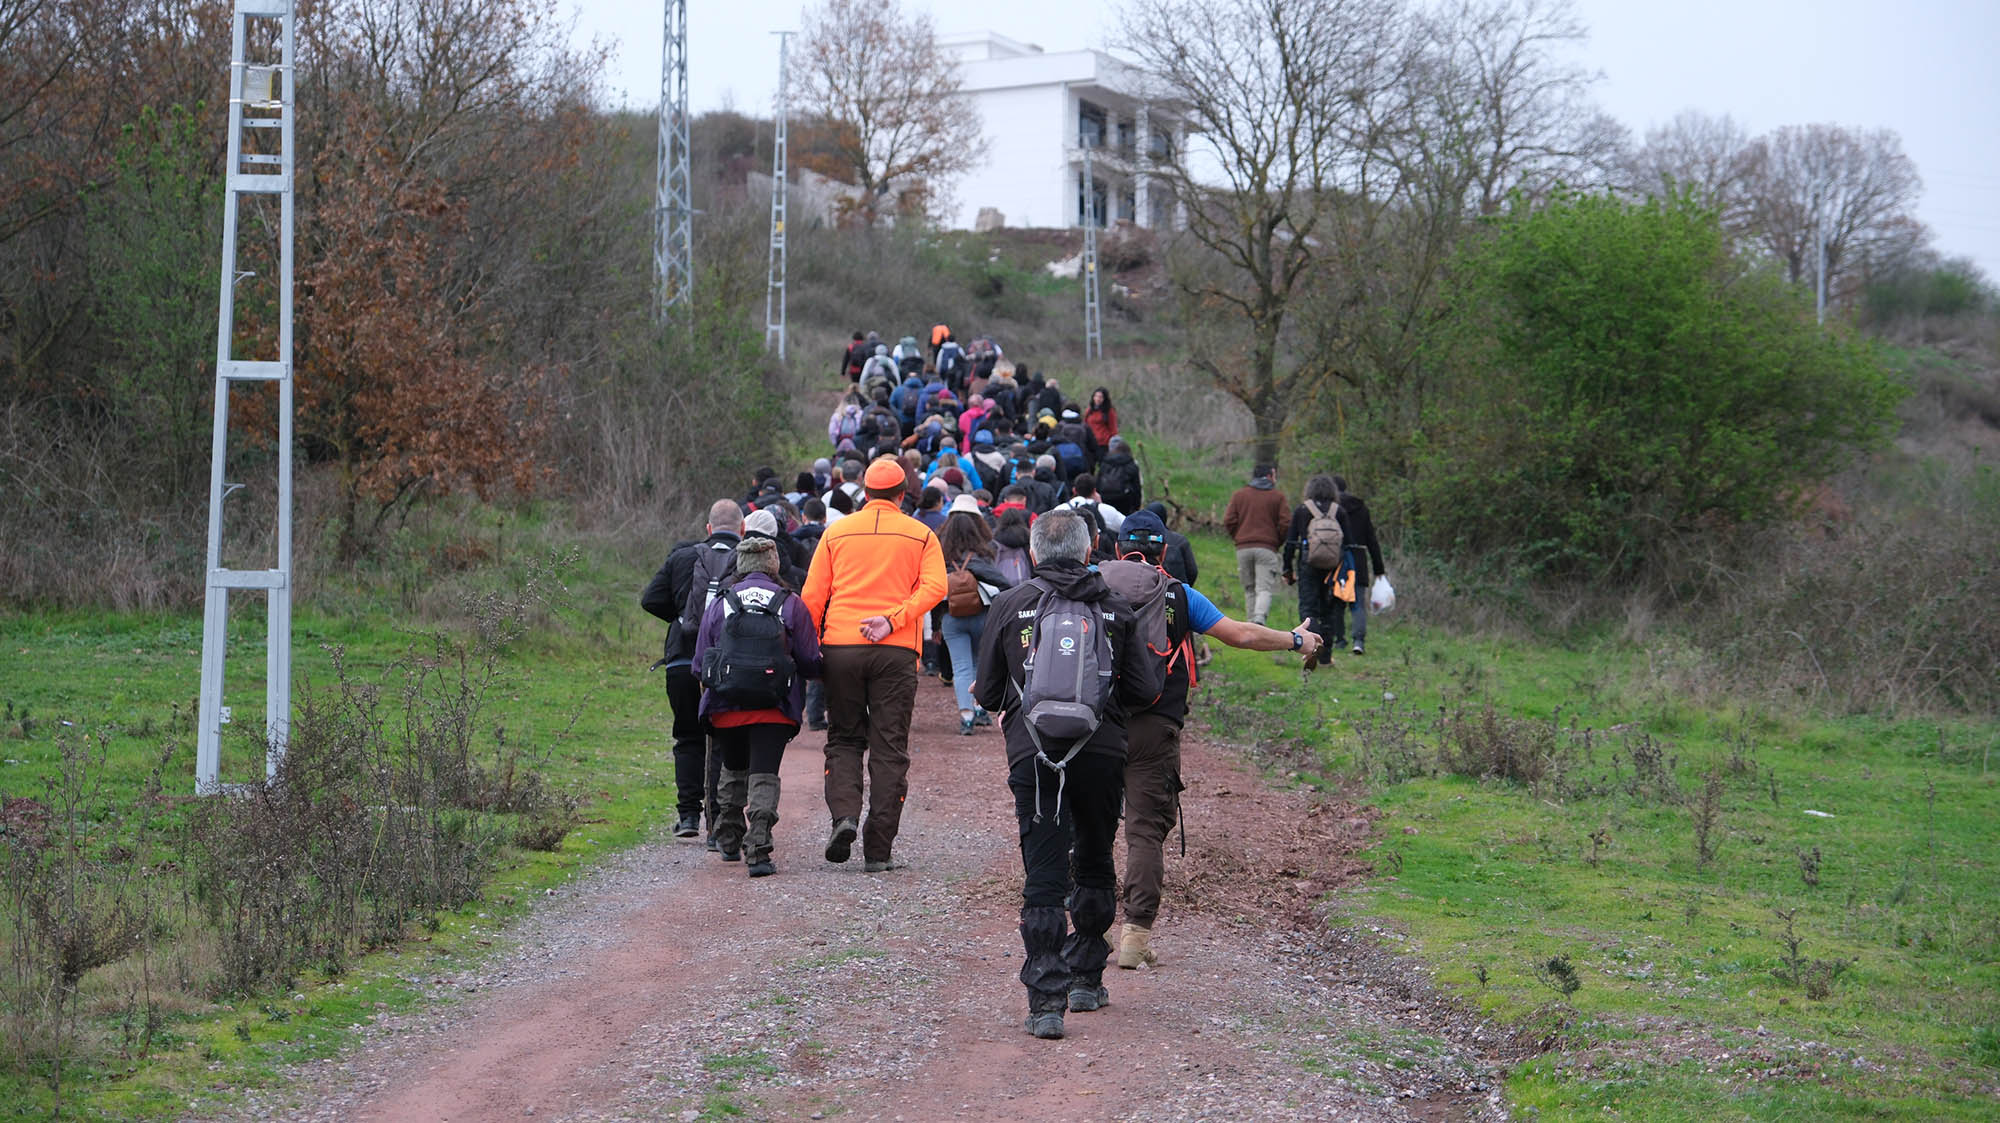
[572,0,2000,276]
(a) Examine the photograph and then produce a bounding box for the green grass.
[1177,524,2000,1121]
[0,523,682,1122]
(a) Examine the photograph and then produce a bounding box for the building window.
[1078,171,1107,227]
[1116,119,1135,156]
[1147,129,1173,161]
[1078,100,1106,149]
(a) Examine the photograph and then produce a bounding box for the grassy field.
[0,516,683,1122]
[1173,523,2000,1121]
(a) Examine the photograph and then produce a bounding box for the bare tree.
[1412,0,1624,215]
[1123,0,1405,462]
[1743,123,1924,300]
[795,0,980,226]
[1623,109,1756,229]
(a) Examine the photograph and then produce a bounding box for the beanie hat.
[863,457,907,489]
[973,429,995,446]
[743,508,780,538]
[940,467,965,487]
[735,534,780,574]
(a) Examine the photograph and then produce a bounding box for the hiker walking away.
[1223,464,1288,625]
[841,331,870,385]
[991,505,1033,585]
[1281,474,1352,667]
[640,499,743,845]
[1334,475,1387,656]
[692,536,824,877]
[801,457,949,872]
[974,511,1161,1040]
[1084,387,1119,449]
[939,496,1014,735]
[1095,435,1142,515]
[1035,376,1064,418]
[1097,511,1322,969]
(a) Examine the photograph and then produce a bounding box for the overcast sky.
[570,0,2000,276]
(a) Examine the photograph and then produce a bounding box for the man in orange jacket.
[802,456,949,872]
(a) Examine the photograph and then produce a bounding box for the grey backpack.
[1016,581,1115,769]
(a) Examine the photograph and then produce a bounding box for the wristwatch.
[1290,630,1304,651]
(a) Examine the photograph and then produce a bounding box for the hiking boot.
[672,814,700,838]
[1118,923,1158,969]
[973,708,993,727]
[706,834,720,852]
[1025,1011,1065,1039]
[1067,984,1109,1012]
[824,817,858,863]
[863,857,899,873]
[720,847,741,862]
[1351,639,1364,655]
[746,859,776,878]
[959,716,975,736]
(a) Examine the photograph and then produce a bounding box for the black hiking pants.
[665,664,718,822]
[1011,751,1123,1008]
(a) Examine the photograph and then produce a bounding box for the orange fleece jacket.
[802,499,948,652]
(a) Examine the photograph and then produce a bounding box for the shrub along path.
[196,667,1507,1122]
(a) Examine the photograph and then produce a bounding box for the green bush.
[1411,192,1904,578]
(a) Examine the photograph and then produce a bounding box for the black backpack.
[674,542,735,655]
[699,585,795,708]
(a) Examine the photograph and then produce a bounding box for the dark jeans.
[712,721,793,775]
[1010,750,1124,1004]
[664,664,717,821]
[1296,564,1341,650]
[821,644,920,863]
[1121,712,1183,929]
[804,680,826,726]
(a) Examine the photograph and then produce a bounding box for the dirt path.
[203,672,1508,1122]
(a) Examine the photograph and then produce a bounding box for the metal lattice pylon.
[764,31,793,358]
[654,0,692,319]
[197,0,296,794]
[1082,141,1104,361]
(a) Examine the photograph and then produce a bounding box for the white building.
[935,32,1186,232]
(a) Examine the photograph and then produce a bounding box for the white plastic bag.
[1370,575,1396,613]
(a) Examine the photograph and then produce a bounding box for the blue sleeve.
[1184,586,1225,634]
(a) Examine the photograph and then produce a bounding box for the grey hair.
[707,498,745,533]
[735,535,780,576]
[1029,510,1091,565]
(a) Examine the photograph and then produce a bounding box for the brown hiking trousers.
[1121,711,1183,929]
[820,643,919,862]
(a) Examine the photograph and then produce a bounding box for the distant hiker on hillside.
[1281,474,1353,667]
[1096,436,1142,515]
[974,511,1161,1041]
[801,457,948,873]
[1084,387,1119,448]
[1099,510,1321,970]
[640,499,743,847]
[1223,464,1288,625]
[692,536,823,877]
[841,331,870,385]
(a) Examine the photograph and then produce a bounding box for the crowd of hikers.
[642,323,1390,1041]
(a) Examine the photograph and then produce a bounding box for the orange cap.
[863,457,907,489]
